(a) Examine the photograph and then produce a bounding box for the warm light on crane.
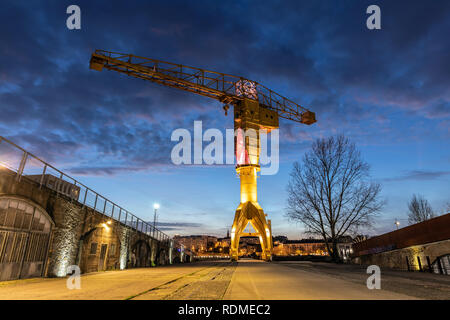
[89,49,316,261]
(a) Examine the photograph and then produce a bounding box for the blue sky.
[0,0,449,238]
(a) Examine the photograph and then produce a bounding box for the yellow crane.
[90,50,316,261]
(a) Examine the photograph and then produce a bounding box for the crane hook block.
[223,104,230,116]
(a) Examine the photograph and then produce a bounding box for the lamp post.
[153,203,160,238]
[395,219,400,230]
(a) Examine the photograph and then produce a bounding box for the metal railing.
[0,135,171,243]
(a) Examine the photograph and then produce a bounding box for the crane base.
[230,201,273,261]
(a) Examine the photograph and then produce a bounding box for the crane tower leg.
[230,98,275,261]
[230,166,273,261]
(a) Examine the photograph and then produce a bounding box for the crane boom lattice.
[90,50,315,124]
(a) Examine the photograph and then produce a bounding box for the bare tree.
[286,135,384,262]
[407,194,434,224]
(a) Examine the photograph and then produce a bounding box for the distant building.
[175,233,265,257]
[273,235,288,243]
[173,235,218,253]
[176,232,354,260]
[337,242,353,261]
[217,233,231,248]
[240,236,259,245]
[273,236,354,260]
[273,238,328,256]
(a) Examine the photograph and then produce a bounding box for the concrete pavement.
[0,262,225,300]
[275,260,450,299]
[0,260,446,300]
[223,259,415,299]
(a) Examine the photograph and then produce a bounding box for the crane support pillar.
[230,165,273,261]
[230,98,275,261]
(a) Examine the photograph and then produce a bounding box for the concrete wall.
[0,168,184,280]
[352,239,450,271]
[351,213,450,273]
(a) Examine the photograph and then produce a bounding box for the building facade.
[0,169,185,281]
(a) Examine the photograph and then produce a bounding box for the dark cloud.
[125,220,203,233]
[157,222,203,228]
[383,170,450,182]
[68,165,149,176]
[0,0,449,175]
[424,101,450,119]
[153,221,204,232]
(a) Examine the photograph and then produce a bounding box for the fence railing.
[0,135,172,243]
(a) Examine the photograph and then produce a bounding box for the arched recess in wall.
[156,240,172,266]
[431,254,450,275]
[0,195,54,281]
[131,239,151,267]
[157,246,167,265]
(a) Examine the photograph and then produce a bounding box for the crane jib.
[89,50,316,125]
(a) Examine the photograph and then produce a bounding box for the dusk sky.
[0,0,448,239]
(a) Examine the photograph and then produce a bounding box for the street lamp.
[395,219,400,230]
[153,203,160,238]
